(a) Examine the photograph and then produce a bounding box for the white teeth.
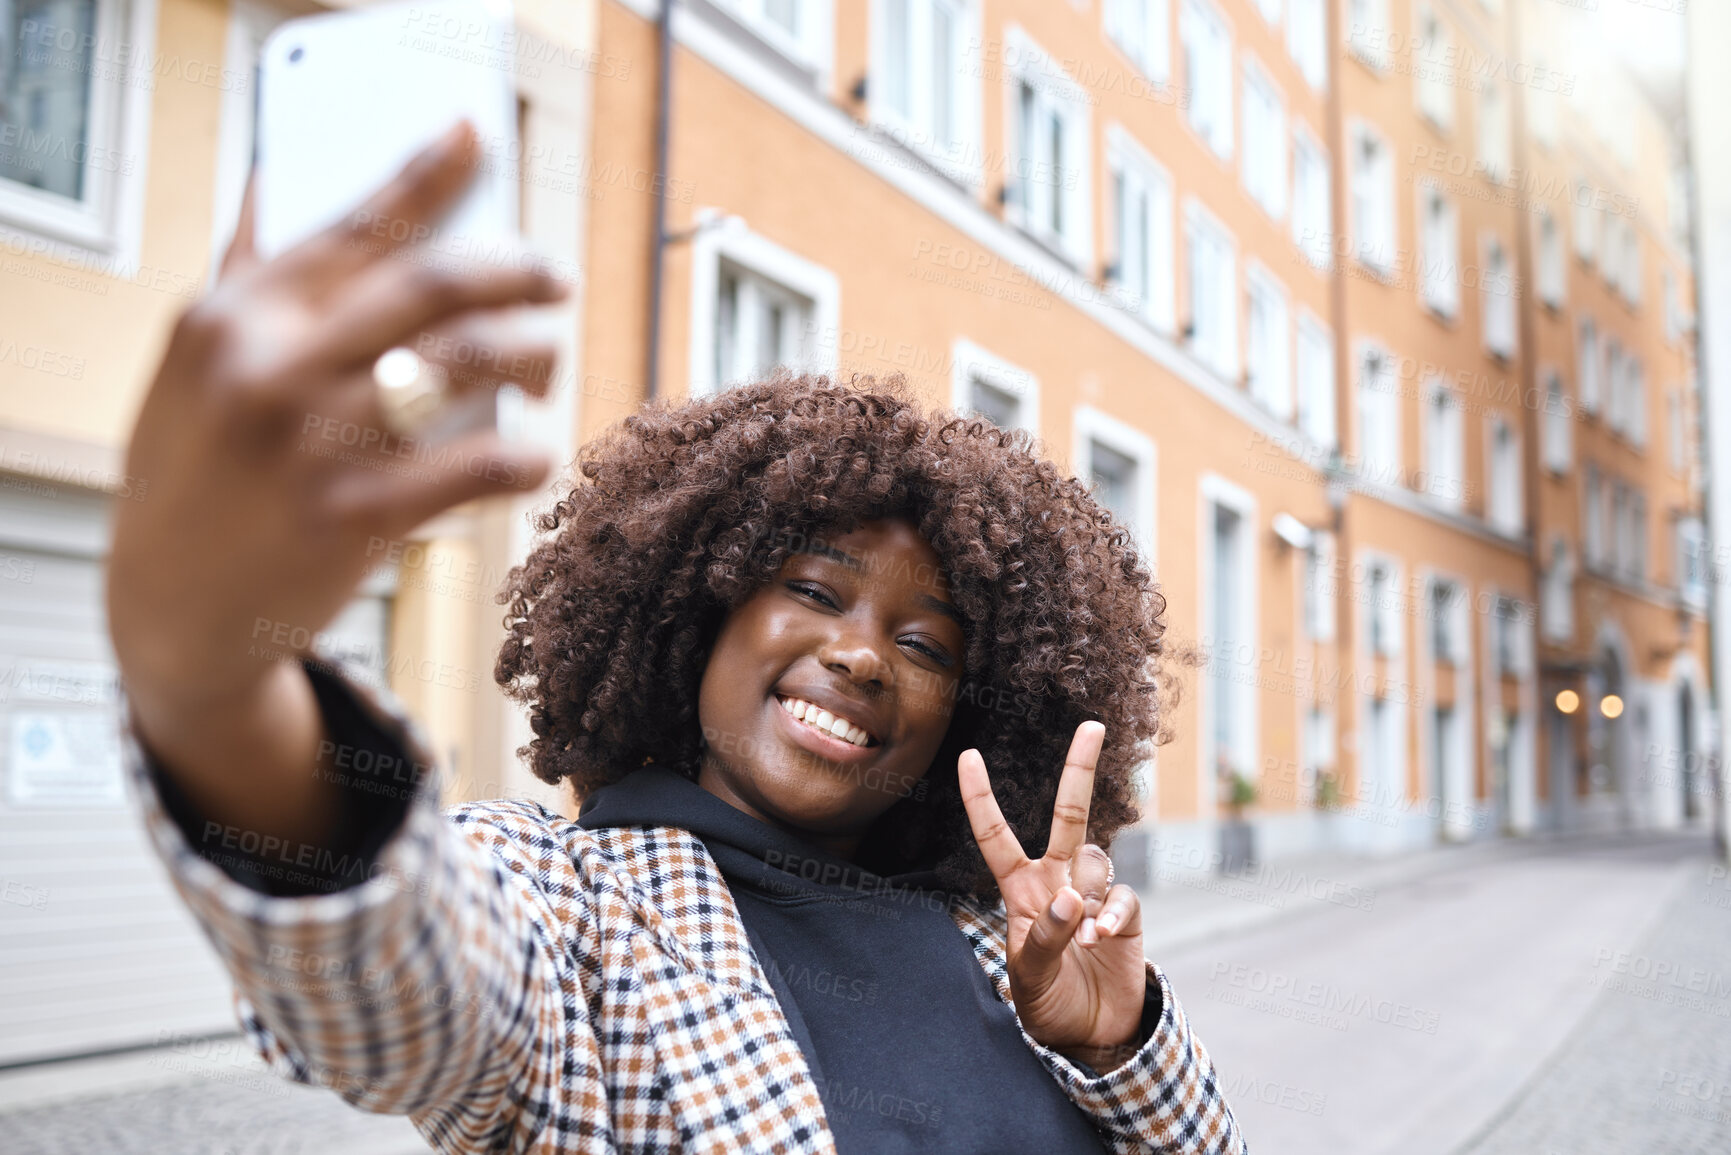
[778,696,873,747]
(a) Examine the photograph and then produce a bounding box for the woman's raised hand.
[959,723,1150,1071]
[108,121,569,846]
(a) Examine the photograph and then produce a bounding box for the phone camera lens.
[287,45,304,63]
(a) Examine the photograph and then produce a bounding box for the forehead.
[788,521,961,621]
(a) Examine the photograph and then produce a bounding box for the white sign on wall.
[6,711,126,808]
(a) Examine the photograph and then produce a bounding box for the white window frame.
[1180,0,1235,160]
[0,0,154,267]
[869,0,983,187]
[1105,124,1176,332]
[1668,388,1686,474]
[1537,209,1565,309]
[1246,263,1292,419]
[1574,180,1597,266]
[1355,340,1401,485]
[1241,55,1288,221]
[1292,123,1332,269]
[1583,464,1605,571]
[1296,310,1336,448]
[1487,414,1523,536]
[1528,52,1558,151]
[1423,379,1464,512]
[1481,233,1516,360]
[951,338,1039,435]
[1199,474,1260,796]
[1627,356,1647,448]
[1286,0,1327,92]
[1413,4,1453,132]
[1184,198,1239,381]
[1103,0,1172,85]
[689,224,840,397]
[1003,26,1093,266]
[1678,516,1708,609]
[1605,337,1626,434]
[1350,121,1396,275]
[712,0,835,75]
[1578,317,1601,415]
[1542,537,1574,644]
[1476,80,1509,182]
[1305,529,1337,643]
[1346,0,1391,72]
[1543,370,1572,474]
[1073,405,1159,559]
[1418,180,1460,319]
[1362,552,1404,658]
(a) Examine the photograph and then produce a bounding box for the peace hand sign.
[959,722,1149,1071]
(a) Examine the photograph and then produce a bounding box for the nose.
[818,631,893,688]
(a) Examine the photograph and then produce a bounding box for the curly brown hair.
[495,372,1175,897]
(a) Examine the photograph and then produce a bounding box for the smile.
[775,695,879,748]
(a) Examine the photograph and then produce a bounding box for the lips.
[775,694,880,748]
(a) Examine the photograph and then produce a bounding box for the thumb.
[1014,885,1083,1001]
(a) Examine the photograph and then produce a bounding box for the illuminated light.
[1555,690,1580,715]
[1600,694,1625,719]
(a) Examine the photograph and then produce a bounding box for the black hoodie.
[577,766,1114,1154]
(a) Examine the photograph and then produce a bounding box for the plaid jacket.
[127,673,1247,1155]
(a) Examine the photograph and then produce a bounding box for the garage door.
[0,481,392,1065]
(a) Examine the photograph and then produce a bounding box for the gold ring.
[373,346,448,433]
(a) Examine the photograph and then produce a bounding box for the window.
[1491,596,1528,676]
[1620,221,1642,307]
[1351,125,1396,273]
[716,0,831,69]
[1246,267,1292,418]
[1181,0,1233,159]
[693,227,840,397]
[1254,0,1282,24]
[1356,344,1400,484]
[1627,357,1647,447]
[1610,481,1628,574]
[1578,318,1601,415]
[1602,215,1625,295]
[1430,579,1460,663]
[1482,236,1516,359]
[1104,0,1171,84]
[1296,313,1336,447]
[1528,53,1557,150]
[1074,407,1158,552]
[1583,465,1604,571]
[1669,389,1686,473]
[0,0,142,253]
[1419,182,1460,318]
[1477,82,1509,182]
[1106,127,1175,330]
[1664,270,1684,343]
[1414,6,1453,131]
[1242,59,1288,220]
[1424,383,1463,510]
[1347,0,1390,70]
[1007,31,1092,264]
[1574,181,1597,266]
[1205,492,1255,780]
[1542,538,1574,643]
[953,340,1038,433]
[1305,530,1336,642]
[1488,416,1522,535]
[1303,707,1336,784]
[1186,202,1239,379]
[1537,210,1565,308]
[1286,0,1326,91]
[1543,371,1572,474]
[1605,338,1625,433]
[1292,126,1332,268]
[1366,558,1402,656]
[873,0,978,179]
[1630,492,1648,581]
[1678,516,1708,608]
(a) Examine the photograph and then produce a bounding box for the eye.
[900,636,955,667]
[787,580,838,609]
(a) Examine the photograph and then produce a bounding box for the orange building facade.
[572,0,1712,872]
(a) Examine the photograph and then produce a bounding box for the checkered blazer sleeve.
[957,902,1248,1154]
[124,674,613,1152]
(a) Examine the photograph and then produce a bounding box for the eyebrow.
[796,543,965,627]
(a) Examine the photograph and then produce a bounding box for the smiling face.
[695,517,965,856]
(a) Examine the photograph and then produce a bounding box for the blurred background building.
[0,0,1716,1071]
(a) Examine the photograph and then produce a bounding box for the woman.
[109,124,1247,1153]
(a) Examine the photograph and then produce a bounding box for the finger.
[1070,844,1113,944]
[314,258,569,373]
[273,119,481,290]
[1044,721,1105,868]
[1016,885,1084,996]
[1093,884,1142,940]
[327,428,554,534]
[958,748,1030,886]
[218,173,260,284]
[408,305,566,400]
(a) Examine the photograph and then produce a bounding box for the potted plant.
[1217,760,1258,873]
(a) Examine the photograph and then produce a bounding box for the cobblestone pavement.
[1156,833,1715,1155]
[1457,856,1731,1155]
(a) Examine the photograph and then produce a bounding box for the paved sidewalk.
[1455,857,1731,1154]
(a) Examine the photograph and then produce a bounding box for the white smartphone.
[256,0,523,438]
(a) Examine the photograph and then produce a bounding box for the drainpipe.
[645,0,675,403]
